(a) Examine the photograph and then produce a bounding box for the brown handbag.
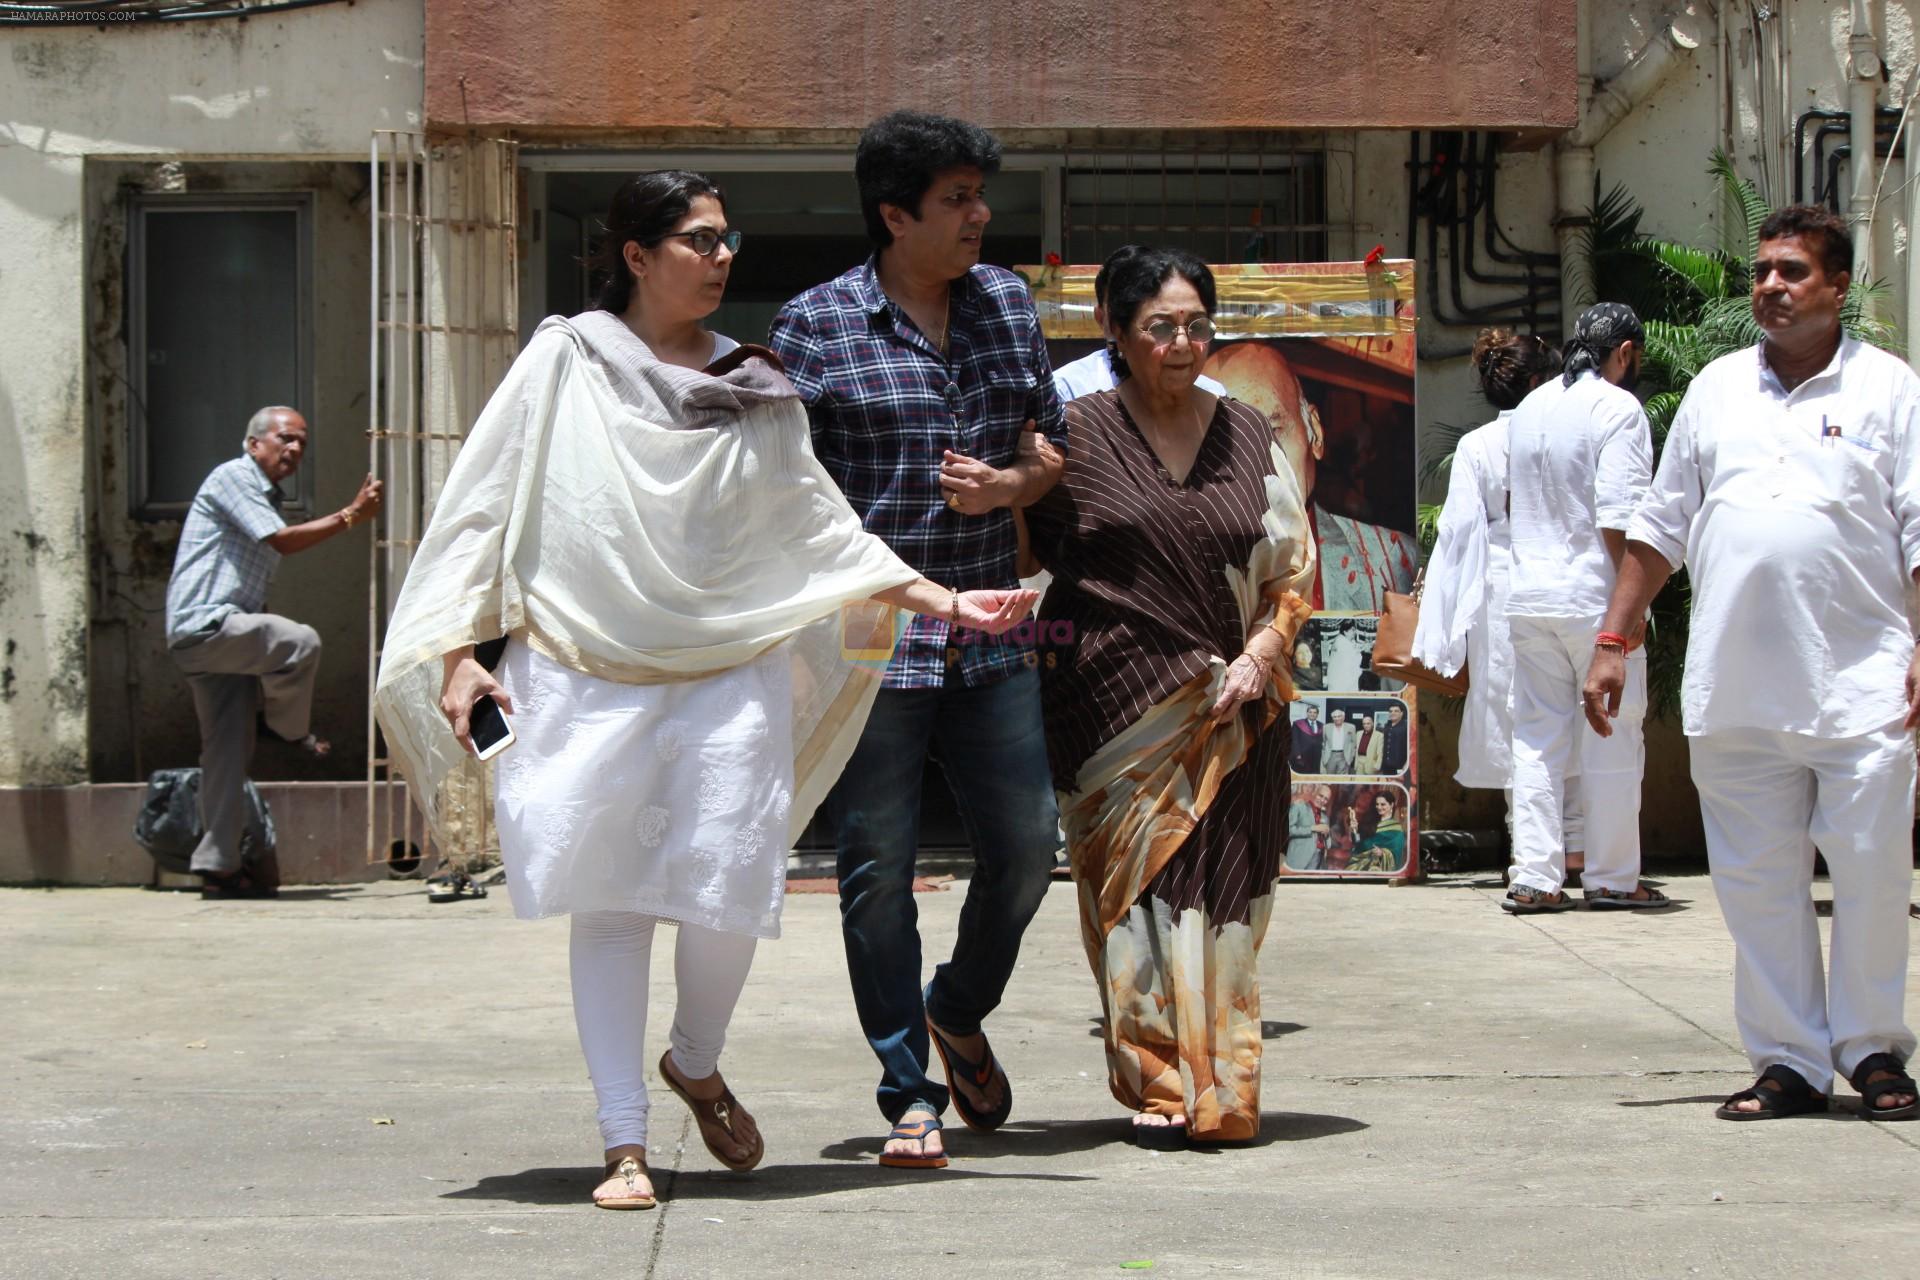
[1370,568,1470,698]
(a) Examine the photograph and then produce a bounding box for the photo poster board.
[1024,260,1421,880]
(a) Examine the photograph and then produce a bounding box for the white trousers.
[1505,777,1585,853]
[1508,615,1647,894]
[570,911,759,1150]
[1691,720,1917,1092]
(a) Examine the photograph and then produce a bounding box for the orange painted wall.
[426,0,1576,134]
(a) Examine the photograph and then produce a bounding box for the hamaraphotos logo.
[839,601,909,667]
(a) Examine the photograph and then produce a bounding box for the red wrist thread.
[1594,631,1631,650]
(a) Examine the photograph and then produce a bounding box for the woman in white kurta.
[374,172,1036,1211]
[1413,329,1576,853]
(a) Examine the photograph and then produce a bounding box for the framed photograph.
[1284,781,1414,877]
[1292,612,1402,693]
[1285,695,1411,780]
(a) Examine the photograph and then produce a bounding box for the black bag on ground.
[133,768,276,875]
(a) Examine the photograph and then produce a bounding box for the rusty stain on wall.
[425,0,1578,134]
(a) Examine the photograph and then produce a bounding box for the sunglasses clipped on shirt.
[655,228,744,257]
[1140,316,1215,347]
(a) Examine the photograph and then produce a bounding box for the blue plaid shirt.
[165,454,287,646]
[771,259,1065,688]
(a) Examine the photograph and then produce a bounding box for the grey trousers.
[171,612,321,874]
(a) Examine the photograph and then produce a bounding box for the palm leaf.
[1415,501,1442,559]
[1710,148,1771,265]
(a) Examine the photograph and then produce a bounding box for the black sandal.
[1848,1052,1918,1121]
[1715,1063,1829,1121]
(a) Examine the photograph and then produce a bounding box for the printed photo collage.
[1286,613,1415,877]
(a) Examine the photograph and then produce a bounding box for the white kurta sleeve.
[1891,381,1920,576]
[1411,440,1488,677]
[1626,395,1702,572]
[1594,397,1654,531]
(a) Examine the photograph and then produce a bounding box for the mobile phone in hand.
[469,693,515,761]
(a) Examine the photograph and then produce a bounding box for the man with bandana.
[1499,303,1667,914]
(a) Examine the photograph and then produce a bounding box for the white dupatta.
[373,312,918,841]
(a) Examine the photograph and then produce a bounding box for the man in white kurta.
[1503,303,1660,911]
[1586,209,1918,1120]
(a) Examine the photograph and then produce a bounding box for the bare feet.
[592,1144,655,1208]
[1131,1113,1186,1130]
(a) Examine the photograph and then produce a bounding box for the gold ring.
[946,494,961,510]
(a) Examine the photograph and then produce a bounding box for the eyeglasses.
[654,228,743,257]
[1140,316,1215,347]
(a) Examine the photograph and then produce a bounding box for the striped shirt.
[165,454,287,646]
[770,258,1065,689]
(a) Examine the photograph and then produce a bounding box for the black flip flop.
[1130,1116,1188,1150]
[925,1017,1012,1132]
[1715,1063,1829,1121]
[1848,1052,1918,1121]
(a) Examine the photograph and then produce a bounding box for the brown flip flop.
[658,1051,763,1172]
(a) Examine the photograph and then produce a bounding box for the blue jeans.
[824,665,1059,1124]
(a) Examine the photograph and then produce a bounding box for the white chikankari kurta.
[1506,373,1653,619]
[1627,338,1920,738]
[1412,412,1514,787]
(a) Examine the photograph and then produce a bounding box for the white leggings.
[569,911,759,1151]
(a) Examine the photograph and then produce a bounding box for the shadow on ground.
[442,1161,1095,1205]
[816,1109,1367,1163]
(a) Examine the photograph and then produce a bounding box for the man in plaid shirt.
[770,111,1065,1170]
[165,406,382,898]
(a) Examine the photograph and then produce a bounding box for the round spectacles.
[655,228,743,257]
[1140,316,1215,347]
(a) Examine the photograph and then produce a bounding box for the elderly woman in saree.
[373,170,1034,1212]
[1021,247,1314,1147]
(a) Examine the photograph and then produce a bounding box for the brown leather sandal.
[659,1051,764,1172]
[592,1154,657,1210]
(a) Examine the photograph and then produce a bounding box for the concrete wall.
[0,0,423,787]
[426,0,1578,133]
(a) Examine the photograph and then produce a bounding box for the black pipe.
[1800,106,1905,207]
[1410,131,1560,329]
[1795,109,1849,203]
[1477,134,1559,269]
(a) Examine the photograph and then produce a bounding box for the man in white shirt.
[1502,303,1664,914]
[1052,244,1227,402]
[1586,206,1918,1122]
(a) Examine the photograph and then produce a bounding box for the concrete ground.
[3,871,1917,1280]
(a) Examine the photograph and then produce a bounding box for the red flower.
[1364,244,1386,267]
[1045,252,1063,267]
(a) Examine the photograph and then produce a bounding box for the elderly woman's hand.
[1209,653,1269,722]
[440,651,513,754]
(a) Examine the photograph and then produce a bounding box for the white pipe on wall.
[1554,14,1701,333]
[1848,0,1881,284]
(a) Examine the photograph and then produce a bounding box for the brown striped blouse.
[1026,389,1288,792]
